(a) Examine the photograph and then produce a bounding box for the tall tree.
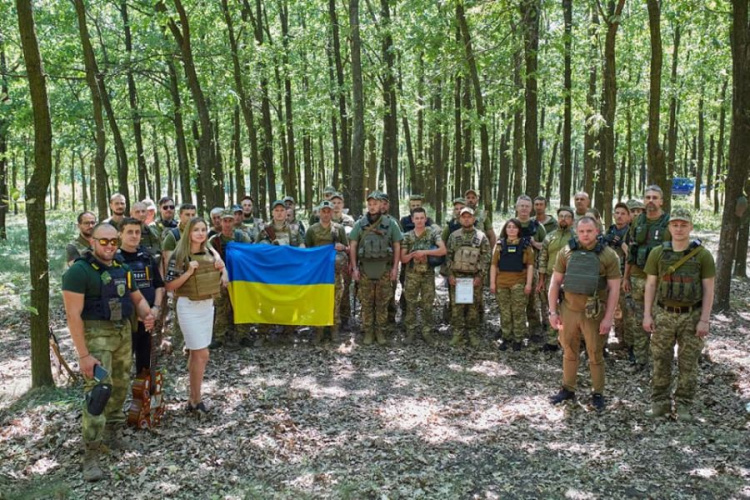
[598,0,626,227]
[166,59,191,204]
[279,0,297,200]
[380,0,399,216]
[583,5,598,199]
[560,0,573,205]
[329,0,351,196]
[0,31,8,240]
[520,0,540,197]
[665,24,681,210]
[349,0,365,218]
[715,0,750,310]
[73,0,107,218]
[647,0,667,203]
[456,0,492,213]
[695,96,705,209]
[16,0,53,387]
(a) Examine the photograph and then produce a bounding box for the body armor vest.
[452,230,484,274]
[175,254,222,301]
[519,220,539,238]
[563,239,607,296]
[657,241,704,305]
[631,212,670,268]
[80,254,134,321]
[497,238,528,273]
[357,215,393,262]
[119,247,156,306]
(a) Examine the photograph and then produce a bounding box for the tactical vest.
[657,241,704,305]
[520,220,539,238]
[174,254,222,301]
[80,254,134,322]
[265,223,301,246]
[119,247,157,306]
[497,238,528,273]
[357,215,393,262]
[451,230,484,274]
[563,239,607,296]
[407,230,438,272]
[210,231,246,259]
[631,212,670,268]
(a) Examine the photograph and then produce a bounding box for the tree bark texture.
[520,0,540,198]
[349,0,365,218]
[647,0,666,206]
[665,25,681,211]
[560,0,572,205]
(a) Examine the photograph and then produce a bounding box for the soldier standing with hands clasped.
[642,208,715,421]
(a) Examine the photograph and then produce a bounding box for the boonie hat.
[323,185,337,195]
[670,208,692,223]
[282,196,295,205]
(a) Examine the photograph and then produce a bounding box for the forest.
[1,0,750,496]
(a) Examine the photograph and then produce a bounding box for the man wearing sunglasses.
[151,196,178,241]
[62,223,155,481]
[67,211,97,266]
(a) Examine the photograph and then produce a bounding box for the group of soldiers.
[63,183,716,481]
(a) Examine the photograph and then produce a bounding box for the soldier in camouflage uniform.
[67,211,97,266]
[350,192,403,345]
[306,200,349,344]
[102,193,127,230]
[515,195,547,338]
[62,223,155,481]
[490,219,535,350]
[446,207,491,347]
[240,195,265,239]
[130,201,162,262]
[331,192,355,327]
[548,217,621,412]
[624,185,671,372]
[309,185,338,225]
[400,207,446,345]
[534,196,559,234]
[537,207,575,351]
[643,209,715,421]
[208,210,253,349]
[602,202,632,350]
[441,198,468,321]
[151,196,178,242]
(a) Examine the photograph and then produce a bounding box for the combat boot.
[82,442,105,482]
[676,405,696,423]
[103,422,139,452]
[449,331,463,347]
[375,329,388,346]
[403,330,416,345]
[468,331,480,348]
[421,329,435,346]
[647,402,671,418]
[363,330,375,345]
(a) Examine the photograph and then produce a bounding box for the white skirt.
[176,297,214,350]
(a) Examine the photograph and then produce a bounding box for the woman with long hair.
[490,218,535,351]
[164,217,227,415]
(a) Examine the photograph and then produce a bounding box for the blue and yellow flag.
[225,243,335,326]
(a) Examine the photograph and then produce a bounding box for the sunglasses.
[162,205,175,210]
[96,238,119,247]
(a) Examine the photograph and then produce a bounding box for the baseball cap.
[271,200,286,210]
[323,185,337,195]
[459,207,475,216]
[319,200,334,210]
[452,197,467,206]
[231,204,243,213]
[464,188,478,197]
[221,209,235,219]
[330,192,343,201]
[409,194,424,201]
[627,199,645,210]
[367,191,381,201]
[670,208,692,223]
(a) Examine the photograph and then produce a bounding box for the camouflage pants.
[82,320,132,444]
[168,293,183,349]
[388,279,398,323]
[559,305,606,393]
[404,269,436,336]
[536,269,549,330]
[625,276,649,364]
[213,287,232,342]
[496,284,528,343]
[526,269,543,331]
[651,307,704,407]
[359,273,391,337]
[450,278,482,337]
[340,272,352,323]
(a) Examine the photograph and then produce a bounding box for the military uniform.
[66,234,92,264]
[118,246,163,373]
[333,212,355,324]
[138,223,162,262]
[538,214,559,234]
[603,223,631,347]
[626,212,671,367]
[62,254,137,445]
[305,220,349,342]
[538,225,575,348]
[208,229,252,346]
[256,221,304,246]
[492,238,534,347]
[151,217,178,242]
[518,219,547,335]
[401,227,442,344]
[350,213,403,345]
[644,220,715,417]
[446,225,491,347]
[553,241,621,397]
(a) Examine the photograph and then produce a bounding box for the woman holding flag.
[165,217,227,415]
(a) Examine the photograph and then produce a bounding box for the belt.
[657,302,700,314]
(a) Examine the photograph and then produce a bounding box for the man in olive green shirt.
[67,211,97,266]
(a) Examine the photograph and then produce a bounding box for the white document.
[455,277,474,304]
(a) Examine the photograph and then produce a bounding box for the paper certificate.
[455,277,474,304]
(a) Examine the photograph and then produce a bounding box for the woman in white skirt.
[165,217,227,415]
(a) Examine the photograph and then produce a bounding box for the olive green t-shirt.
[554,244,621,312]
[643,244,716,306]
[62,258,136,299]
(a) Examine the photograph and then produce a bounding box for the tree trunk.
[166,59,191,205]
[349,0,365,218]
[520,0,540,198]
[583,5,599,199]
[513,47,524,200]
[53,149,60,209]
[380,0,399,216]
[431,81,444,221]
[16,0,53,387]
[498,120,511,212]
[715,78,728,215]
[695,97,705,209]
[152,125,161,199]
[560,0,573,205]
[647,0,666,206]
[279,0,297,200]
[325,36,341,186]
[121,1,148,202]
[80,152,88,211]
[329,0,351,197]
[456,0,492,212]
[546,118,562,197]
[454,72,463,199]
[232,106,245,201]
[73,0,107,219]
[70,151,76,212]
[716,0,750,310]
[0,33,8,239]
[665,25,681,211]
[214,116,225,206]
[598,0,626,228]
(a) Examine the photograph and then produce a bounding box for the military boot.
[375,329,388,346]
[468,331,481,348]
[82,442,105,482]
[312,328,324,345]
[403,329,416,345]
[363,329,375,345]
[421,329,435,346]
[647,401,671,418]
[449,331,464,347]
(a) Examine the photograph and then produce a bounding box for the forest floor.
[0,206,749,499]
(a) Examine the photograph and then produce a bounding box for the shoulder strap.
[662,244,703,278]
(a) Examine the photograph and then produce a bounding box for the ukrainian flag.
[225,243,335,326]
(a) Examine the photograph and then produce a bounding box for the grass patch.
[3,479,72,500]
[0,384,80,422]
